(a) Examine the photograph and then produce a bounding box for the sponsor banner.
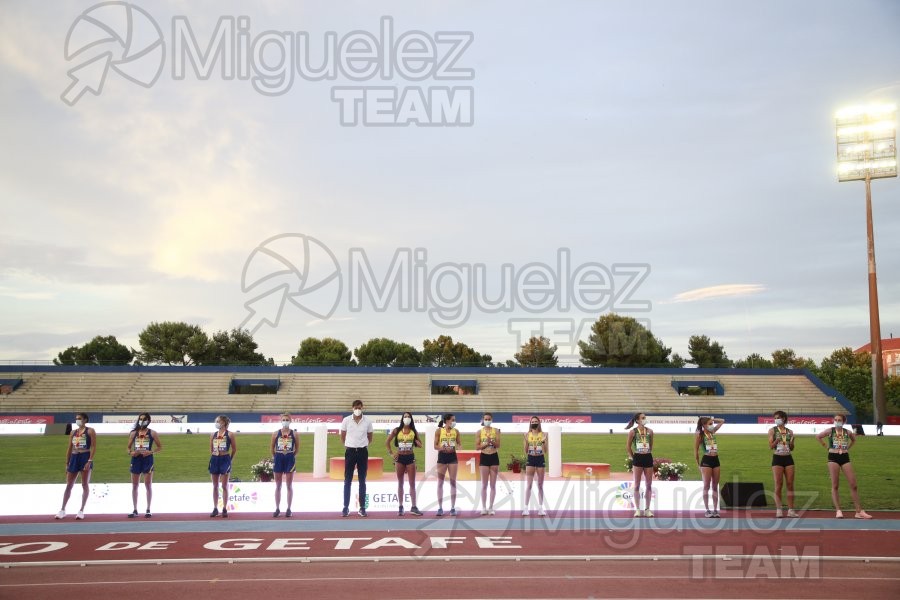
[0,415,53,424]
[886,416,900,425]
[0,480,705,516]
[756,416,833,425]
[261,414,343,424]
[646,416,698,425]
[511,415,591,424]
[102,415,189,424]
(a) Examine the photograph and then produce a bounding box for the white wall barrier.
[0,479,706,516]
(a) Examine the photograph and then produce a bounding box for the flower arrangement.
[506,455,526,473]
[624,456,634,472]
[656,460,688,481]
[250,457,274,481]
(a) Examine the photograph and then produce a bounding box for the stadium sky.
[1,0,899,365]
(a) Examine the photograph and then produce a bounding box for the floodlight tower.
[835,103,897,425]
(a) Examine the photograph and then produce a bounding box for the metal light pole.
[836,103,897,424]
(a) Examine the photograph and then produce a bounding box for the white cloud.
[667,284,767,304]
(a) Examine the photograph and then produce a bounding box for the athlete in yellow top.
[386,411,423,516]
[434,413,461,517]
[475,412,501,515]
[522,416,548,516]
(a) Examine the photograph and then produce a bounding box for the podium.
[328,456,384,480]
[562,462,610,479]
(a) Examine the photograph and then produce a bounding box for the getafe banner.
[0,480,705,516]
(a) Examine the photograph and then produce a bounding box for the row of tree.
[54,315,900,418]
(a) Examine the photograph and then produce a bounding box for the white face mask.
[215,422,224,430]
[353,409,362,417]
[75,419,84,428]
[281,420,291,428]
[402,417,411,426]
[834,421,844,428]
[638,418,646,426]
[774,418,784,427]
[448,421,455,428]
[706,423,714,431]
[139,419,149,428]
[483,420,492,427]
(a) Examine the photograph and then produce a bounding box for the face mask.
[483,420,492,427]
[281,420,291,428]
[638,418,646,426]
[353,409,362,417]
[706,423,714,430]
[75,419,84,428]
[834,421,844,427]
[139,419,149,428]
[448,421,455,428]
[774,418,784,427]
[215,422,224,430]
[403,417,411,426]
[531,423,539,429]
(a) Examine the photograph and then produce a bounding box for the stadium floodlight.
[835,102,897,426]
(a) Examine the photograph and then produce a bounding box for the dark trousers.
[343,447,368,510]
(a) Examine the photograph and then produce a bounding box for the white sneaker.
[522,509,530,516]
[55,510,65,519]
[787,509,799,518]
[76,511,85,520]
[634,509,643,517]
[489,509,496,515]
[775,508,784,518]
[644,510,654,518]
[538,508,546,516]
[480,509,488,516]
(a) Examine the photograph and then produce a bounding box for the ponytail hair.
[696,416,710,432]
[625,412,644,430]
[438,413,455,428]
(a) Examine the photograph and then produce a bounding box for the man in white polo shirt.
[340,399,374,517]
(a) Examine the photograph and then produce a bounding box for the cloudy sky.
[1,0,899,365]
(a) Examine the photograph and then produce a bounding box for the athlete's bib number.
[832,439,848,451]
[214,437,228,452]
[134,435,150,451]
[706,442,718,454]
[775,443,790,455]
[443,439,456,449]
[528,444,543,456]
[72,435,87,450]
[398,441,413,452]
[635,442,650,454]
[276,436,292,452]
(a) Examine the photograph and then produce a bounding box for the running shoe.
[358,508,368,518]
[273,508,281,518]
[480,509,488,516]
[410,506,423,516]
[55,510,65,520]
[210,508,219,518]
[436,508,444,517]
[835,510,844,519]
[145,511,152,518]
[342,508,349,517]
[285,509,292,518]
[398,506,405,517]
[786,509,799,518]
[705,510,713,518]
[221,509,228,518]
[76,511,85,520]
[449,508,457,517]
[644,510,653,518]
[775,508,783,518]
[128,510,138,518]
[712,511,721,518]
[538,509,547,517]
[634,509,642,517]
[522,509,530,516]
[489,508,496,516]
[854,511,873,519]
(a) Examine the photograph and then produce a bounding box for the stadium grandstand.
[0,366,852,424]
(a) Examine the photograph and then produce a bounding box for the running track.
[1,510,898,598]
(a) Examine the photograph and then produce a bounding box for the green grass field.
[1,433,897,510]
